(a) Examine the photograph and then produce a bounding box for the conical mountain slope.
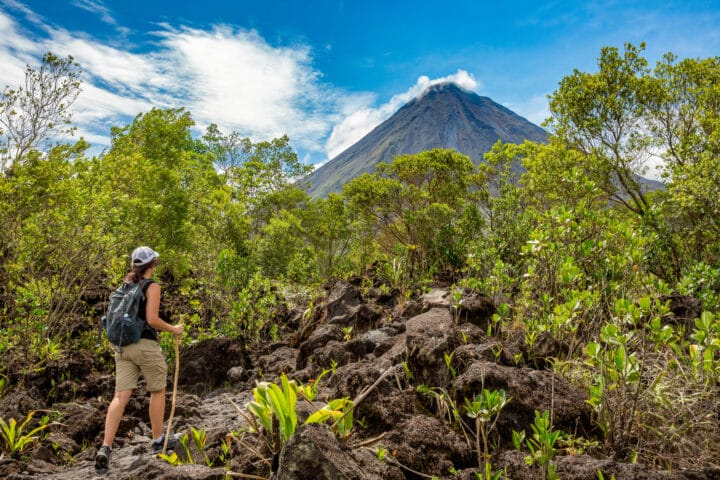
[305,82,547,197]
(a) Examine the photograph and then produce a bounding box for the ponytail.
[124,258,158,283]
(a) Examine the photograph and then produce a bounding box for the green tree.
[647,55,720,171]
[0,141,117,344]
[96,108,202,266]
[0,53,81,170]
[200,128,312,236]
[257,210,304,278]
[201,123,252,175]
[344,148,480,278]
[299,193,356,279]
[648,55,720,270]
[229,135,312,237]
[199,127,314,283]
[545,43,720,279]
[546,42,654,218]
[478,141,536,267]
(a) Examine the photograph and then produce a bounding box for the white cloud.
[324,69,480,159]
[0,10,44,87]
[155,25,329,141]
[414,70,479,98]
[71,0,116,25]
[47,31,165,94]
[0,0,45,27]
[74,82,152,121]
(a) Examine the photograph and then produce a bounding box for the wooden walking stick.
[162,325,182,455]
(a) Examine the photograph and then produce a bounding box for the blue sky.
[1,0,719,167]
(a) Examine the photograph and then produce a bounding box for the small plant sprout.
[525,410,563,480]
[376,444,387,461]
[444,351,457,379]
[417,385,462,427]
[305,397,354,439]
[476,461,504,480]
[513,352,524,365]
[189,426,211,466]
[219,434,232,466]
[157,433,193,466]
[297,368,331,403]
[597,470,617,480]
[179,434,193,463]
[402,361,414,381]
[512,429,526,451]
[489,303,510,337]
[583,321,642,450]
[452,287,464,323]
[490,344,503,362]
[342,326,353,341]
[157,451,182,466]
[464,389,511,467]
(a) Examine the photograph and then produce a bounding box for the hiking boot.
[151,433,182,454]
[95,445,111,469]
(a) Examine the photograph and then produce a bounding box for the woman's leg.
[149,388,166,440]
[102,390,132,446]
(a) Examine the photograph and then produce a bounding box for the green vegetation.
[464,389,510,479]
[243,371,354,457]
[0,411,53,458]
[157,426,212,467]
[464,389,510,465]
[1,42,719,472]
[246,373,299,448]
[523,411,564,480]
[304,397,354,439]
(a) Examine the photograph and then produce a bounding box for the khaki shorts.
[115,339,168,393]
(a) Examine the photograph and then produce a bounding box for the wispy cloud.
[47,31,162,93]
[0,9,45,88]
[325,70,479,159]
[71,0,116,25]
[0,0,44,26]
[154,25,331,141]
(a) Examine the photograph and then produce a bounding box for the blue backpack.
[99,279,151,351]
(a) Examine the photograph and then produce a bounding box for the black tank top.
[138,279,158,342]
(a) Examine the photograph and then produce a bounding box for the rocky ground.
[1,279,719,479]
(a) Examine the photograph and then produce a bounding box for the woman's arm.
[145,283,183,335]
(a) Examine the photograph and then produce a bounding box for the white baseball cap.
[131,246,160,266]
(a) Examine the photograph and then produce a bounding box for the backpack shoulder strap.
[139,278,154,292]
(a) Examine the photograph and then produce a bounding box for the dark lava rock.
[179,337,250,392]
[275,424,403,480]
[384,414,475,476]
[453,290,496,330]
[297,324,344,369]
[454,361,594,440]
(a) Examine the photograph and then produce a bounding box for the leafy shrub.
[0,411,53,458]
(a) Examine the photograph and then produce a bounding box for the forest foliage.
[1,43,719,468]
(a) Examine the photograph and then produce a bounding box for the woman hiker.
[95,246,184,470]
